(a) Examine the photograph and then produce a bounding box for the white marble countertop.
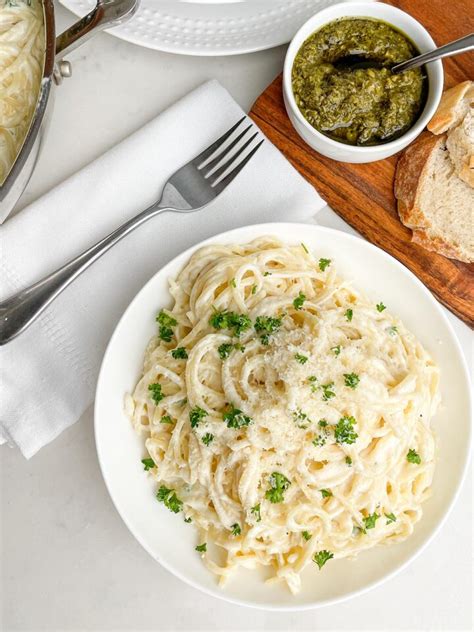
[1,6,472,631]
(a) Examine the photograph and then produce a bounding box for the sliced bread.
[394,131,474,263]
[427,80,474,134]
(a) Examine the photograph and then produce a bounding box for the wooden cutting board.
[250,0,474,328]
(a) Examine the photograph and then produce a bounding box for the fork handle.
[0,203,168,345]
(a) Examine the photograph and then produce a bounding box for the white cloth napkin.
[0,80,325,458]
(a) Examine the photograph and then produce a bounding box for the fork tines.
[194,118,264,192]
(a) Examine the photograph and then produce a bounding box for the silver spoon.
[334,33,474,73]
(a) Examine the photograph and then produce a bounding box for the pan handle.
[56,0,139,60]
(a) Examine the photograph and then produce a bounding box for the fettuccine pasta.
[127,237,440,594]
[0,0,44,184]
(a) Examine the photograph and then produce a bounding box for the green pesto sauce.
[292,18,427,146]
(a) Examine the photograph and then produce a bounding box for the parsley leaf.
[363,512,380,530]
[171,347,188,359]
[231,523,241,536]
[312,434,326,447]
[265,472,291,504]
[295,353,308,364]
[148,383,164,404]
[376,302,386,312]
[320,489,332,498]
[263,271,272,277]
[160,415,174,424]
[218,343,234,360]
[388,326,398,336]
[230,278,236,288]
[335,416,358,444]
[345,456,353,466]
[255,316,282,335]
[319,258,331,271]
[156,485,182,513]
[195,543,207,553]
[385,512,397,524]
[321,382,335,401]
[251,284,257,295]
[301,242,309,254]
[293,292,306,310]
[223,404,252,429]
[293,408,310,428]
[209,310,252,336]
[202,433,214,446]
[344,372,360,389]
[251,503,261,522]
[189,406,207,428]
[156,310,177,342]
[313,550,334,569]
[331,345,341,356]
[184,516,192,523]
[141,457,155,471]
[302,530,312,541]
[344,308,353,322]
[407,448,421,464]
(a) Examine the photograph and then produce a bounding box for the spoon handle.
[392,33,474,74]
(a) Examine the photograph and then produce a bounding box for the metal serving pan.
[0,0,139,223]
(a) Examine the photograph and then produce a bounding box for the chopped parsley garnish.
[319,258,331,271]
[363,512,380,530]
[141,457,155,471]
[345,456,353,466]
[223,404,252,429]
[156,485,182,513]
[293,291,306,310]
[312,434,326,447]
[385,512,397,524]
[376,302,386,312]
[202,433,214,446]
[209,310,252,336]
[344,308,353,322]
[195,543,207,553]
[388,326,398,336]
[231,523,241,536]
[230,278,236,288]
[218,343,233,360]
[344,372,360,389]
[251,503,261,522]
[184,517,192,523]
[265,472,291,504]
[331,345,341,356]
[301,242,309,254]
[234,343,245,353]
[318,419,328,427]
[160,415,174,424]
[313,550,334,569]
[263,271,272,277]
[189,406,207,428]
[320,489,332,498]
[407,448,421,464]
[334,416,358,444]
[251,284,257,295]
[148,383,164,404]
[302,530,312,541]
[156,310,177,342]
[260,334,270,346]
[293,408,310,428]
[255,316,282,335]
[295,353,308,364]
[171,347,188,359]
[321,382,335,400]
[308,375,318,392]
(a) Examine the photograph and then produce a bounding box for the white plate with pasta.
[95,223,471,610]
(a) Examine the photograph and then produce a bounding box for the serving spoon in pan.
[334,32,474,73]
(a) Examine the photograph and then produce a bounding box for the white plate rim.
[94,222,472,611]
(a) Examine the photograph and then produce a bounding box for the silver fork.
[0,118,263,345]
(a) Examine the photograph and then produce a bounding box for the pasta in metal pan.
[126,237,440,594]
[0,0,44,184]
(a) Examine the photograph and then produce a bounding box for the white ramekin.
[283,2,443,163]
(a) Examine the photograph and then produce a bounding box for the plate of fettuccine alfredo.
[95,223,471,610]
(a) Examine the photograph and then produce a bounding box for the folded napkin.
[0,80,325,458]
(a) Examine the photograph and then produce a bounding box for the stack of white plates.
[60,0,357,55]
